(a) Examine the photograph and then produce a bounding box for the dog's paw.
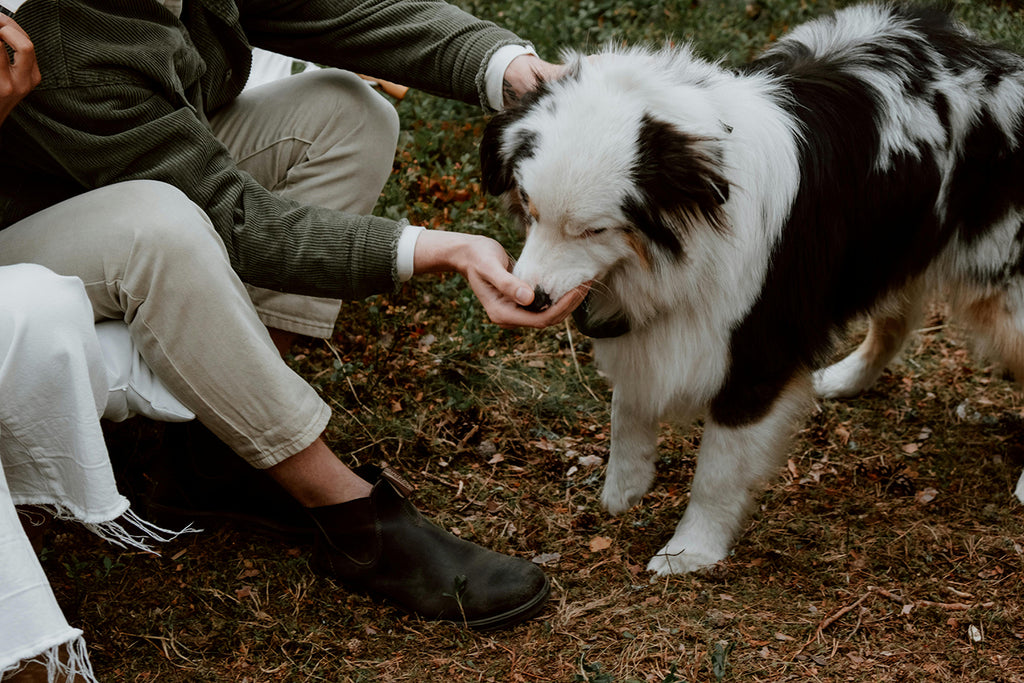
[601,466,655,515]
[646,540,727,575]
[812,354,878,399]
[601,485,643,516]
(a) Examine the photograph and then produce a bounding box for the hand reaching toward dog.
[413,230,587,329]
[501,54,564,107]
[0,15,40,125]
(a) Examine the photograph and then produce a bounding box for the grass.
[35,0,1024,681]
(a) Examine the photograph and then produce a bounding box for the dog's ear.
[480,110,519,196]
[630,115,731,245]
[481,123,542,199]
[481,82,554,197]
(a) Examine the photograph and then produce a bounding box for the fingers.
[486,263,537,308]
[413,227,588,330]
[0,15,40,119]
[485,282,590,330]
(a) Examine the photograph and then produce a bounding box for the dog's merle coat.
[482,3,1024,573]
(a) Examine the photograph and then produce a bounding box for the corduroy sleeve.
[237,0,526,108]
[4,0,403,301]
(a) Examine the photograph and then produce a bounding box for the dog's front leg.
[601,386,662,515]
[647,376,813,575]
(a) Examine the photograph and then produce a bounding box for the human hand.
[0,15,40,125]
[412,229,588,329]
[501,54,564,108]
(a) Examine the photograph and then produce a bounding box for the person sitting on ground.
[0,6,584,641]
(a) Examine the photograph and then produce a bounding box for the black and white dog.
[481,3,1024,574]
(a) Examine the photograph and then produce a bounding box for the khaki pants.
[0,181,328,469]
[0,68,400,466]
[210,68,401,337]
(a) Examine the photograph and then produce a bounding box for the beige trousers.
[0,181,329,469]
[0,68,401,467]
[209,68,401,337]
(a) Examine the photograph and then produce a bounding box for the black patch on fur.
[572,293,632,337]
[710,4,1024,427]
[625,115,730,256]
[947,108,1024,250]
[480,123,538,197]
[480,82,557,197]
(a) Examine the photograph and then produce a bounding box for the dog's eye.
[580,228,607,238]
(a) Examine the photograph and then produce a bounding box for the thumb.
[489,268,536,307]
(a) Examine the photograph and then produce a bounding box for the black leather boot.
[308,465,550,630]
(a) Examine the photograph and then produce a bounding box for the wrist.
[412,230,472,276]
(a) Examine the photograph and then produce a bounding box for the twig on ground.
[795,583,986,659]
[873,586,978,611]
[564,320,602,402]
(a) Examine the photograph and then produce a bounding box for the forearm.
[10,87,403,300]
[411,229,487,276]
[243,0,525,107]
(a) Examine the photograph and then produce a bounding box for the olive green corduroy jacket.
[0,0,523,300]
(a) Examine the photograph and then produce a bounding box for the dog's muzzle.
[521,285,552,313]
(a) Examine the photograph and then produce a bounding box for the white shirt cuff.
[485,44,536,111]
[396,224,425,282]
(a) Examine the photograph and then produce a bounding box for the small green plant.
[710,640,735,682]
[442,573,469,626]
[574,658,616,683]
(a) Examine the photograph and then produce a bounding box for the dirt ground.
[40,300,1024,682]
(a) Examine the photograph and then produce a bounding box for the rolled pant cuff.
[241,400,333,470]
[245,283,341,339]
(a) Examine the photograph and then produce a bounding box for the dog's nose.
[521,285,552,313]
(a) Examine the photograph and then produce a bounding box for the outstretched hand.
[0,15,40,125]
[412,229,588,329]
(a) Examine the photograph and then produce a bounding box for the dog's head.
[481,49,732,328]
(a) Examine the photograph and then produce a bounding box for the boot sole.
[316,557,553,631]
[462,574,551,631]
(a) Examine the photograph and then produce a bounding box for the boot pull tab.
[381,467,416,498]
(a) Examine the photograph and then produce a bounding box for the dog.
[480,3,1024,574]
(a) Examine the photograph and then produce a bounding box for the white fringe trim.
[1,635,98,683]
[24,504,199,554]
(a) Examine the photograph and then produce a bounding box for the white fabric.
[0,265,189,681]
[97,321,194,423]
[245,48,320,92]
[1015,470,1024,504]
[0,266,123,522]
[0,265,109,680]
[485,44,535,110]
[0,477,89,681]
[396,224,425,282]
[0,0,27,12]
